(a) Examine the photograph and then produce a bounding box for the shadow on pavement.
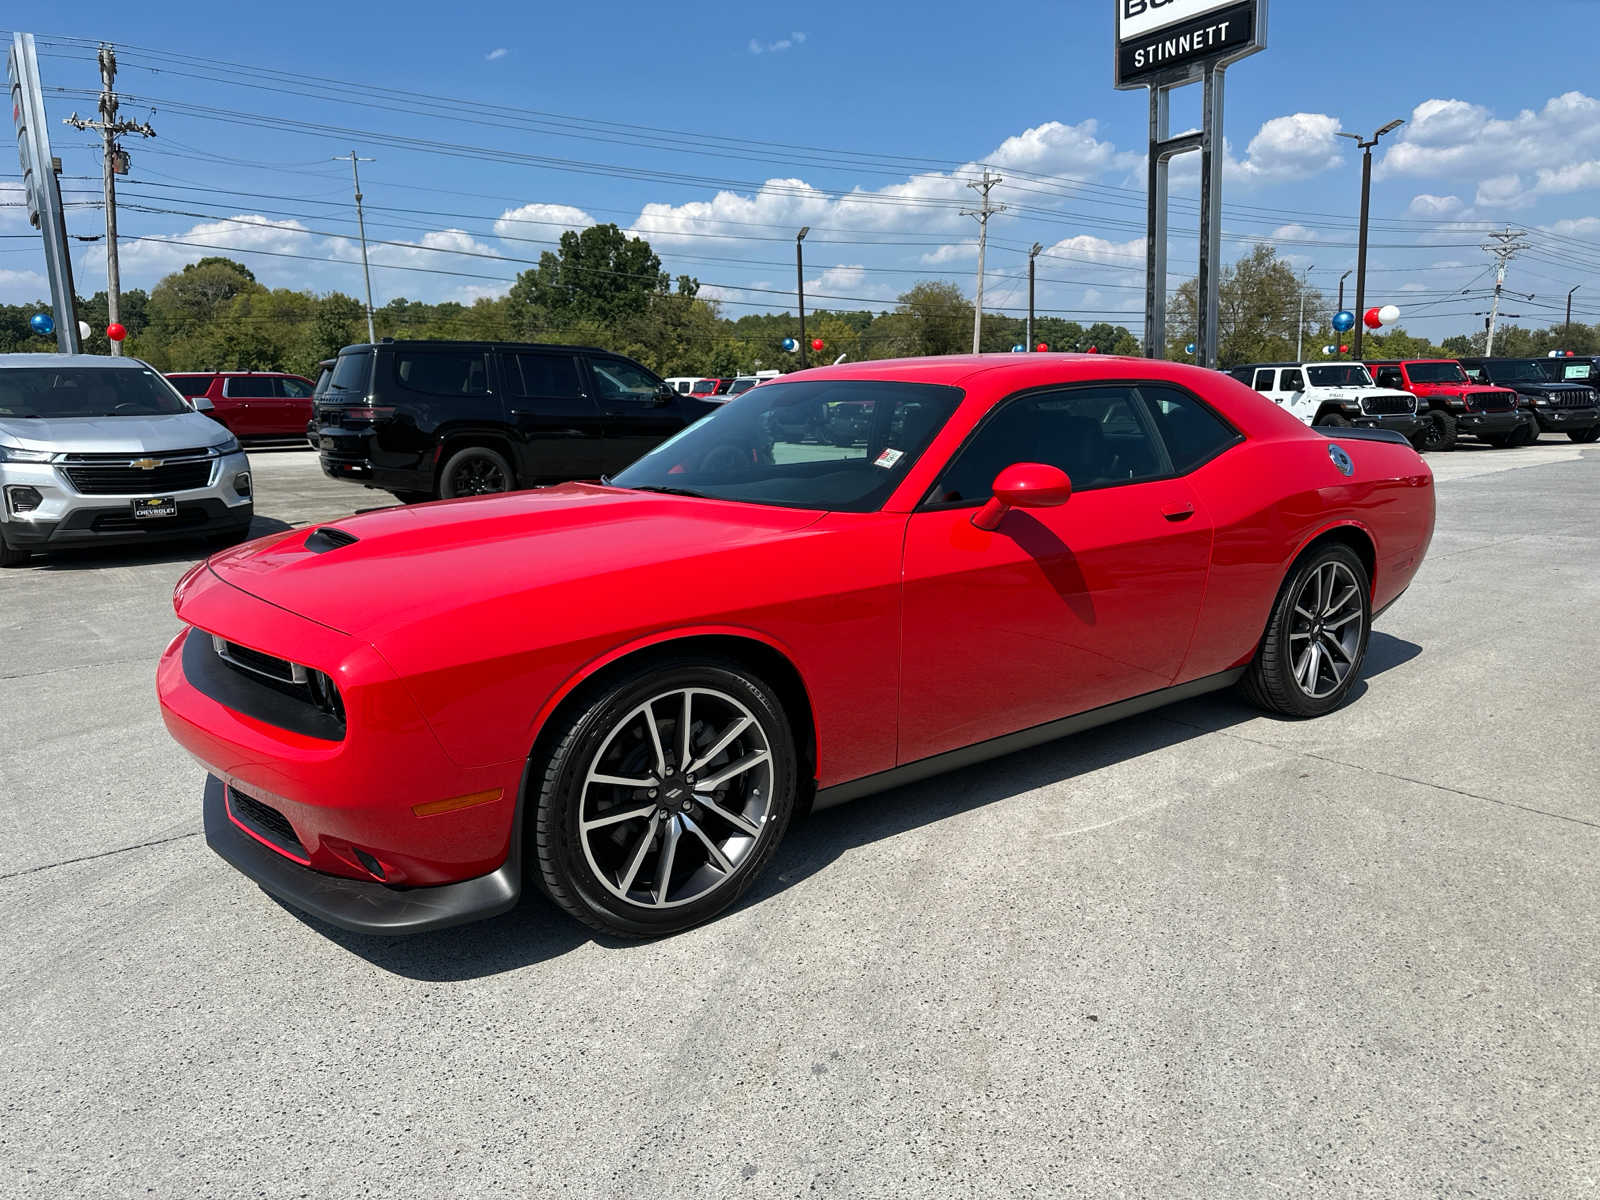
[327,631,1422,982]
[15,516,294,572]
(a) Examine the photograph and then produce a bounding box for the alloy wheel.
[1287,561,1365,699]
[452,456,507,495]
[578,686,774,909]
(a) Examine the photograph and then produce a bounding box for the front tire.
[531,657,798,938]
[1414,410,1457,452]
[438,446,514,499]
[1567,426,1600,444]
[1242,543,1371,718]
[1315,412,1353,428]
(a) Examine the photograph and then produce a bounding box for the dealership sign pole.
[8,32,80,353]
[1116,0,1266,367]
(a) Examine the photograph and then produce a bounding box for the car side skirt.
[813,668,1247,811]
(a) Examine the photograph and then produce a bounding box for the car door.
[221,375,276,436]
[585,355,690,472]
[276,375,315,435]
[1277,367,1312,423]
[504,350,608,482]
[898,383,1215,765]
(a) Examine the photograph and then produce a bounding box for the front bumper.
[1455,409,1521,435]
[1531,406,1600,432]
[1356,412,1423,437]
[203,775,519,935]
[1,450,254,548]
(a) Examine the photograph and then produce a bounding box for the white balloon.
[78,320,91,339]
[1378,304,1401,324]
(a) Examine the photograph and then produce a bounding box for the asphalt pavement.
[2,440,1596,1198]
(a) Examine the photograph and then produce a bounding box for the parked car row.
[1228,356,1600,450]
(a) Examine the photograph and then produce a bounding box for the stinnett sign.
[1115,0,1264,88]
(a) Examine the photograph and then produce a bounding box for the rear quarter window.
[394,350,489,396]
[167,375,213,397]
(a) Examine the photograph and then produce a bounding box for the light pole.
[1567,285,1581,337]
[1336,120,1404,359]
[1296,264,1315,360]
[1027,242,1043,351]
[796,226,809,370]
[1337,269,1353,313]
[334,150,378,343]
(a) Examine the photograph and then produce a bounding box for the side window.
[223,376,275,398]
[1280,369,1305,391]
[513,352,584,399]
[1463,365,1484,382]
[589,358,662,404]
[1137,385,1241,475]
[394,351,489,396]
[1375,367,1403,388]
[279,377,313,399]
[168,375,212,397]
[930,386,1167,505]
[1251,368,1276,392]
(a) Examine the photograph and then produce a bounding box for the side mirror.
[971,462,1072,531]
[655,383,676,406]
[191,396,215,413]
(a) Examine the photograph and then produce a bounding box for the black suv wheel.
[1413,409,1457,452]
[439,446,514,498]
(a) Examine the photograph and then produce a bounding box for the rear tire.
[1521,418,1540,444]
[0,527,30,567]
[531,657,798,938]
[438,446,514,499]
[1315,412,1353,428]
[1242,543,1371,719]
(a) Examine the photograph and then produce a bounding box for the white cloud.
[0,266,49,304]
[920,242,976,265]
[1533,160,1600,196]
[749,32,807,54]
[485,48,508,61]
[1473,174,1532,210]
[492,202,594,241]
[1408,193,1464,217]
[1546,216,1600,238]
[1233,113,1344,182]
[1039,233,1146,267]
[1378,92,1600,180]
[1269,223,1316,242]
[105,214,312,279]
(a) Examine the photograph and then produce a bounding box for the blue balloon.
[1332,309,1356,333]
[1185,342,1197,355]
[29,312,53,336]
[1323,344,1337,356]
[781,337,798,352]
[1011,344,1026,353]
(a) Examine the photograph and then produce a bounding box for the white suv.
[1229,362,1423,438]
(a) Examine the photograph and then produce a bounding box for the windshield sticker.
[874,448,904,469]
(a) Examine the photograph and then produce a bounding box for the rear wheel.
[1314,411,1353,428]
[1413,409,1457,452]
[1567,426,1600,443]
[531,657,798,938]
[1242,543,1371,719]
[438,446,514,499]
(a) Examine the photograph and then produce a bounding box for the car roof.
[340,339,612,354]
[0,353,153,369]
[778,352,1241,394]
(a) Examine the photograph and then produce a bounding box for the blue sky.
[5,0,1600,342]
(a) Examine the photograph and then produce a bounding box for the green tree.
[895,281,974,357]
[506,223,666,335]
[1167,245,1325,367]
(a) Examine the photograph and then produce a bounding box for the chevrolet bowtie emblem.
[131,458,161,470]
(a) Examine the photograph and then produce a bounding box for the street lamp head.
[1376,119,1405,137]
[797,226,809,242]
[1030,242,1043,258]
[1335,131,1362,142]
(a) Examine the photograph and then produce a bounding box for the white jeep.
[1230,362,1422,436]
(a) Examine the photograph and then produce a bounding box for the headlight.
[0,445,53,463]
[212,434,242,455]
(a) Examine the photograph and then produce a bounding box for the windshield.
[324,350,374,399]
[1306,365,1374,387]
[1488,359,1557,383]
[611,379,963,512]
[1561,362,1594,381]
[0,366,192,419]
[725,378,757,396]
[1404,362,1468,384]
[690,379,719,396]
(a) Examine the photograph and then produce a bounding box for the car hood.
[0,411,225,453]
[205,483,829,639]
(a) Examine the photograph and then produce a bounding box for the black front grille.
[1362,395,1414,416]
[1554,390,1597,409]
[1469,391,1515,412]
[61,447,213,462]
[228,787,306,857]
[90,505,213,533]
[64,461,213,495]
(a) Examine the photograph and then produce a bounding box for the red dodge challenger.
[157,355,1435,938]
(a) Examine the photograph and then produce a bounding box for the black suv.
[314,341,717,501]
[1457,358,1600,443]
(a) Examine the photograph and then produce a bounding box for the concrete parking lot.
[2,441,1596,1198]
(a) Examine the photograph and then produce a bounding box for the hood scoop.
[304,526,359,554]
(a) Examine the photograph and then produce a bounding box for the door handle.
[1161,501,1196,522]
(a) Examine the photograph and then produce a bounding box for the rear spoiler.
[1317,427,1411,446]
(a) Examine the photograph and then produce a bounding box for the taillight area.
[338,406,395,422]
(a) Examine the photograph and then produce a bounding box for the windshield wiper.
[629,485,709,499]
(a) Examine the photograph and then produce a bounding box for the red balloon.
[810,338,824,352]
[1567,350,1575,357]
[106,322,127,342]
[1087,345,1099,354]
[1035,343,1048,352]
[1339,344,1349,353]
[1363,307,1383,330]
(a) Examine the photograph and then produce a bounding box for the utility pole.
[1027,242,1043,351]
[796,226,809,369]
[63,44,154,356]
[1296,264,1315,360]
[334,150,377,343]
[961,169,1005,353]
[1336,119,1404,359]
[1337,269,1353,313]
[1483,227,1530,358]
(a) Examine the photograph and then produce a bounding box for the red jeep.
[166,371,317,439]
[1367,359,1526,451]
